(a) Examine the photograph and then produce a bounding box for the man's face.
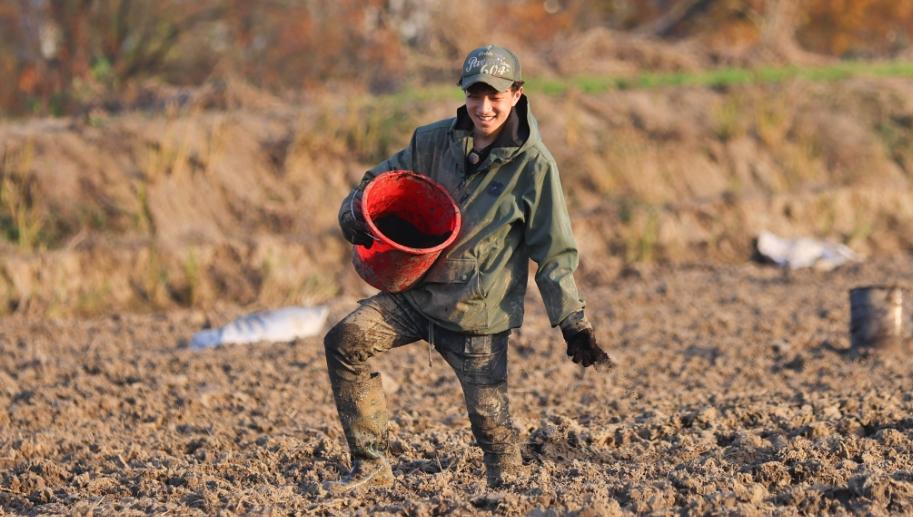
[464,83,522,139]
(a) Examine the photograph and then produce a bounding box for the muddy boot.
[462,382,524,488]
[325,372,395,493]
[484,449,524,488]
[325,457,394,494]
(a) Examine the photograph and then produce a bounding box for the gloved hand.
[559,311,615,369]
[563,328,615,368]
[339,190,374,247]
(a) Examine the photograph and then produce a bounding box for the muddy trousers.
[323,292,521,470]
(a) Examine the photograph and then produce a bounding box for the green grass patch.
[388,60,913,103]
[560,60,913,93]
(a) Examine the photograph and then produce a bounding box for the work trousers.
[323,292,520,466]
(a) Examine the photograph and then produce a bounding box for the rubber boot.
[462,381,525,488]
[485,449,524,488]
[325,457,393,494]
[325,372,394,493]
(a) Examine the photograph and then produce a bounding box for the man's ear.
[511,86,523,106]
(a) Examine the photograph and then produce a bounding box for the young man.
[324,45,613,492]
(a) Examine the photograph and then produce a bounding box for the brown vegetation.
[1,66,912,316]
[2,1,913,116]
[0,2,912,317]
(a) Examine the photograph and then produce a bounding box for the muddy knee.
[324,322,375,375]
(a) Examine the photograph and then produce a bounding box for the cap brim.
[459,74,514,92]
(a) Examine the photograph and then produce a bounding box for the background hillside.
[1,0,913,316]
[4,0,913,117]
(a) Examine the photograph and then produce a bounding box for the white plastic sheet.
[756,231,859,271]
[190,305,329,350]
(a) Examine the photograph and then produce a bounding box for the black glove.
[562,327,615,369]
[339,190,374,247]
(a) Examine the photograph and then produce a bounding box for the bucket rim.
[849,284,909,294]
[361,170,462,255]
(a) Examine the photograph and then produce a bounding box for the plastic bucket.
[352,170,461,293]
[849,285,908,352]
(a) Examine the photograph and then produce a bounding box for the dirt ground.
[2,254,913,515]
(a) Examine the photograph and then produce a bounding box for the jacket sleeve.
[523,157,586,327]
[337,131,419,231]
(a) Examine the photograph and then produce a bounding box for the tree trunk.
[760,0,803,49]
[753,0,827,65]
[636,0,715,38]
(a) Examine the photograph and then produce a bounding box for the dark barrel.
[849,285,908,352]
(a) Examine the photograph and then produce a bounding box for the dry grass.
[1,72,912,316]
[0,140,51,250]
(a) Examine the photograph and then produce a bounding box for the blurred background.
[1,0,912,317]
[2,0,913,116]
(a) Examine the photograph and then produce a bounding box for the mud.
[3,255,913,514]
[374,214,451,249]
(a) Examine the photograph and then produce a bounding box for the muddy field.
[2,255,913,515]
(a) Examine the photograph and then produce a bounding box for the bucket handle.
[350,193,379,241]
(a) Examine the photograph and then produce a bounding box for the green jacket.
[343,95,585,334]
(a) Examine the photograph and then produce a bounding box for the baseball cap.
[458,45,522,92]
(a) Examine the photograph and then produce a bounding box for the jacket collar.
[448,95,539,176]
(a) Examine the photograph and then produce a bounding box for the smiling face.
[464,83,522,144]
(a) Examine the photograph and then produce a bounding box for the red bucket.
[353,170,462,293]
